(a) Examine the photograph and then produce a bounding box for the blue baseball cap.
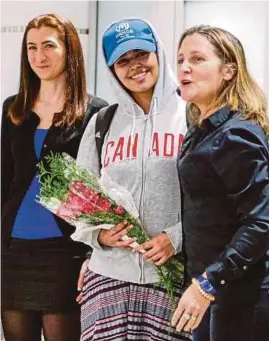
[103,18,157,66]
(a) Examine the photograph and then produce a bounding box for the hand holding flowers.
[36,152,184,311]
[98,220,136,251]
[132,232,175,266]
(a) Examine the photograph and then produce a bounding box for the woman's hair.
[9,13,88,127]
[178,25,269,136]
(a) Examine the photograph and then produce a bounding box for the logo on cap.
[103,18,157,66]
[116,23,129,32]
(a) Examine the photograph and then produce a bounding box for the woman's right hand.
[98,220,136,251]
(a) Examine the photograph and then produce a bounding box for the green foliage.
[156,258,184,304]
[37,152,184,315]
[37,152,103,200]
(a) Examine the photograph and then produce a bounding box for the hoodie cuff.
[90,229,104,250]
[71,222,114,251]
[162,222,183,254]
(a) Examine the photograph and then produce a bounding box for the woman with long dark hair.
[1,13,107,341]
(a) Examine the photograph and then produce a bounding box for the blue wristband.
[196,275,217,297]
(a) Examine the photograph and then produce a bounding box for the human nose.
[35,48,47,63]
[129,57,141,69]
[179,59,191,73]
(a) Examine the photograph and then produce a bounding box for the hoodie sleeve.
[162,221,183,254]
[72,114,111,251]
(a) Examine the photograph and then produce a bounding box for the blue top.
[11,129,63,239]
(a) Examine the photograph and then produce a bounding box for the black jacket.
[177,107,269,295]
[1,94,108,250]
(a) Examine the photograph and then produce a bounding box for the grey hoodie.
[73,19,187,284]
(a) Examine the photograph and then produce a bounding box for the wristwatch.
[196,275,217,296]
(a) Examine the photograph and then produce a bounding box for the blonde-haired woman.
[172,25,269,341]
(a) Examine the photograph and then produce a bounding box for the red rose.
[81,202,99,214]
[64,182,112,216]
[114,205,126,215]
[90,193,100,204]
[66,192,85,211]
[96,197,111,212]
[57,201,81,219]
[70,181,97,200]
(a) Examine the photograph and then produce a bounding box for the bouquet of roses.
[36,152,184,306]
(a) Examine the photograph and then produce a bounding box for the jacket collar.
[180,107,237,158]
[207,106,236,129]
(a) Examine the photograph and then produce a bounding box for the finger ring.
[183,313,191,321]
[191,315,198,321]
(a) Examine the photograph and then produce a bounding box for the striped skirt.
[81,270,192,341]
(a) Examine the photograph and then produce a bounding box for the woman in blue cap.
[72,18,191,341]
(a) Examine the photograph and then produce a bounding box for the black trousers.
[193,288,269,341]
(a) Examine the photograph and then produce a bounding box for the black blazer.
[1,94,108,248]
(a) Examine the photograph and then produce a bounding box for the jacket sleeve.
[71,113,112,251]
[162,221,183,254]
[1,98,15,209]
[206,126,269,289]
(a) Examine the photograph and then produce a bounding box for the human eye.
[136,51,149,58]
[28,45,36,51]
[191,55,204,63]
[177,58,184,65]
[116,57,128,66]
[45,43,55,49]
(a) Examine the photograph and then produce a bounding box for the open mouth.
[130,71,147,81]
[181,79,192,86]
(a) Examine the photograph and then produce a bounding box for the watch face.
[200,278,213,292]
[204,281,212,291]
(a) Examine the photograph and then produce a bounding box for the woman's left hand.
[172,283,211,333]
[132,232,175,265]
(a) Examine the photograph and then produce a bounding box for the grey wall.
[1,0,268,106]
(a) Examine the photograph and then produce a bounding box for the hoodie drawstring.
[149,96,157,157]
[129,105,137,161]
[130,97,158,160]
